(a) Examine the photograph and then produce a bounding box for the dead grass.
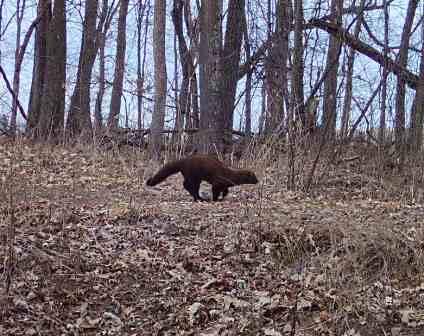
[1,139,424,335]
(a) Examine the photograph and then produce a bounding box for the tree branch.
[0,64,27,121]
[237,1,396,80]
[308,19,420,90]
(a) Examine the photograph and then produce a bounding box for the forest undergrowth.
[0,139,423,335]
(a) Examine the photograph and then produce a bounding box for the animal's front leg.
[212,185,227,201]
[184,179,206,201]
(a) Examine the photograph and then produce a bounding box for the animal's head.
[242,170,259,184]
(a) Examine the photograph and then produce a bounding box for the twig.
[0,64,26,122]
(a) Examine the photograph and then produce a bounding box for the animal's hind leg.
[221,187,229,200]
[184,179,206,201]
[212,185,228,201]
[212,185,220,201]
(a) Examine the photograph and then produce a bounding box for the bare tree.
[9,0,26,134]
[292,0,305,129]
[242,3,251,135]
[379,0,390,143]
[149,0,167,157]
[220,0,245,142]
[309,20,420,90]
[172,0,191,135]
[6,0,45,136]
[184,0,199,129]
[322,0,343,140]
[66,0,99,139]
[0,0,5,62]
[26,0,51,135]
[107,0,129,129]
[264,0,290,134]
[136,0,150,130]
[197,0,223,152]
[394,0,418,159]
[408,13,424,151]
[94,0,118,131]
[340,0,366,138]
[37,0,66,139]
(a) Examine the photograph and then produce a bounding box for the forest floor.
[0,140,424,336]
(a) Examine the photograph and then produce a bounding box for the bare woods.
[0,0,422,162]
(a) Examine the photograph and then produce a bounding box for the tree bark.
[37,0,66,140]
[341,0,366,138]
[198,0,210,142]
[94,0,119,131]
[149,0,167,158]
[220,0,245,142]
[408,13,424,152]
[264,0,290,134]
[7,2,43,134]
[136,0,150,130]
[394,0,418,158]
[183,0,199,129]
[26,0,51,135]
[292,0,305,129]
[322,0,342,140]
[66,0,99,139]
[198,0,223,153]
[0,0,5,61]
[9,0,25,134]
[107,0,129,129]
[242,6,251,136]
[379,0,390,143]
[172,0,192,134]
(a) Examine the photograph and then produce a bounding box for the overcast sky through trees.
[0,1,422,132]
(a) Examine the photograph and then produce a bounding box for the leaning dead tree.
[308,19,421,90]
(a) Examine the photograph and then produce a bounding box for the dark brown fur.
[146,155,258,201]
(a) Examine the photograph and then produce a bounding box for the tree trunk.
[292,0,305,129]
[107,0,129,129]
[220,0,245,143]
[242,6,251,136]
[263,0,272,134]
[341,0,366,138]
[207,0,223,151]
[149,0,167,158]
[198,0,223,153]
[93,0,118,132]
[379,0,389,143]
[198,0,210,143]
[94,31,105,131]
[172,0,191,134]
[259,84,266,135]
[37,0,66,140]
[394,0,418,158]
[9,0,25,135]
[184,0,199,130]
[26,0,51,135]
[136,0,150,130]
[173,31,182,137]
[408,14,424,152]
[264,0,290,134]
[66,0,98,139]
[0,0,5,61]
[322,0,342,140]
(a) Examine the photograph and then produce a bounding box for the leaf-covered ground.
[0,141,423,335]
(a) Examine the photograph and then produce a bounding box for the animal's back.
[178,155,225,183]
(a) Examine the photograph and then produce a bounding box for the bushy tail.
[146,160,182,186]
